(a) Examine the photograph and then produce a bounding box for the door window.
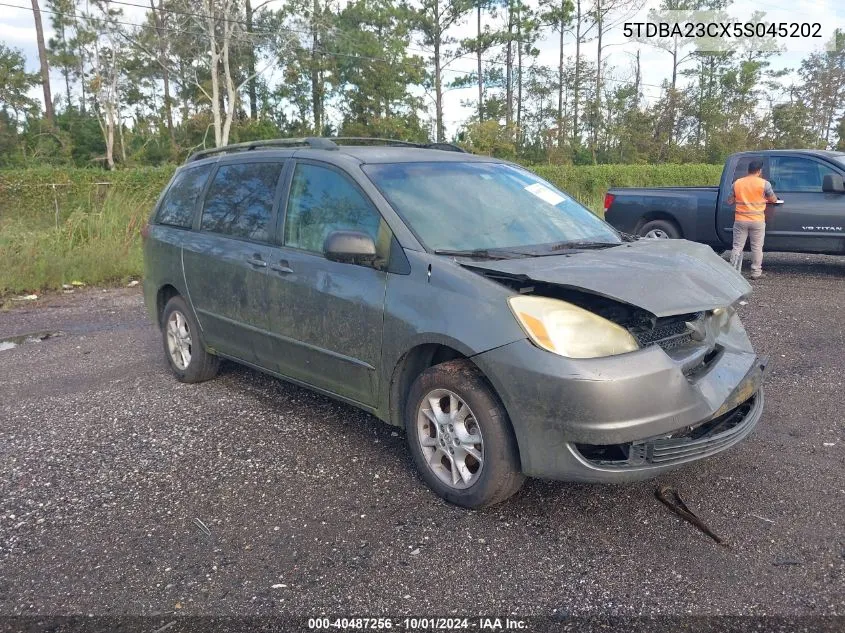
[156,164,213,228]
[284,163,383,254]
[731,156,765,183]
[200,162,284,242]
[770,157,837,193]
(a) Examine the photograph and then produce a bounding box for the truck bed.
[604,186,721,245]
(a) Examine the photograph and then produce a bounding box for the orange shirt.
[732,175,769,222]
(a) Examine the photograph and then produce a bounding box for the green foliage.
[0,166,173,229]
[461,120,518,158]
[0,44,40,123]
[532,163,723,210]
[0,187,151,295]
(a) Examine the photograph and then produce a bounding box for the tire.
[404,359,525,508]
[638,219,681,239]
[161,295,219,383]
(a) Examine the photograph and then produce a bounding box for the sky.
[1,0,842,138]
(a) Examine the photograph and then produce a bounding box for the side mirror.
[822,174,845,193]
[324,230,378,266]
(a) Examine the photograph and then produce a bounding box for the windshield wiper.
[434,248,538,260]
[548,240,621,251]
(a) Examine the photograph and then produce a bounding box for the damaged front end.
[465,246,768,482]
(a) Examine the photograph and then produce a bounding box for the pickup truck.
[603,150,845,254]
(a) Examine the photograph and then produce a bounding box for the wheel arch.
[388,343,468,429]
[156,284,181,327]
[387,342,524,470]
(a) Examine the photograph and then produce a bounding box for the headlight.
[711,305,737,331]
[508,296,639,359]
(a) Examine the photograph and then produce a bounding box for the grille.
[633,312,704,351]
[575,396,760,469]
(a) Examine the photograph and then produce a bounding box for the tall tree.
[0,44,40,122]
[589,0,644,162]
[539,0,573,142]
[31,0,55,126]
[334,0,427,138]
[417,0,472,141]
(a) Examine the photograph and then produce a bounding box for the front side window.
[156,164,212,228]
[363,162,620,252]
[200,162,284,242]
[284,163,382,254]
[770,156,837,193]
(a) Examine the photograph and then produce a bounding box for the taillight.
[603,193,615,213]
[141,223,150,241]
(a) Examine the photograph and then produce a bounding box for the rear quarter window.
[156,164,213,228]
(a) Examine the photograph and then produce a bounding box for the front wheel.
[405,359,525,508]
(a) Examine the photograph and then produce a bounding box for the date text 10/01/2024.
[307,617,528,630]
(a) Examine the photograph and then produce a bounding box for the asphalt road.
[1,253,843,623]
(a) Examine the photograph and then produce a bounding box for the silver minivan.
[144,138,767,508]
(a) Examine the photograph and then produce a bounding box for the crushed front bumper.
[472,328,768,482]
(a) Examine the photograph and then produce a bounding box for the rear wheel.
[161,295,219,383]
[638,219,681,239]
[405,359,524,508]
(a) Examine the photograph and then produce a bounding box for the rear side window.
[284,163,382,254]
[731,156,764,182]
[769,156,838,192]
[201,162,284,242]
[156,164,212,228]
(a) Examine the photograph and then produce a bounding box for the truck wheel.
[639,219,681,239]
[405,359,525,508]
[161,295,220,383]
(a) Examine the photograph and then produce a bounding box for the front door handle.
[270,260,294,274]
[246,256,267,268]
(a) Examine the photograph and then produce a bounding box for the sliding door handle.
[270,261,293,274]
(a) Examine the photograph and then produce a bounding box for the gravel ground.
[0,253,843,622]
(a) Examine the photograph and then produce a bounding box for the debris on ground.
[127,280,140,287]
[749,514,775,524]
[655,484,726,545]
[11,294,38,301]
[71,280,86,287]
[193,518,211,536]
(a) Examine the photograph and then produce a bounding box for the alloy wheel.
[416,389,484,489]
[166,310,192,370]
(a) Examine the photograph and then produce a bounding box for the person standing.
[726,160,778,279]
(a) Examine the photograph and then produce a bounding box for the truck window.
[769,157,837,193]
[156,164,212,228]
[730,156,765,183]
[200,162,285,242]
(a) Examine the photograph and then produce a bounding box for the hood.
[463,239,751,317]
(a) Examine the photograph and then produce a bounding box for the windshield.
[363,162,621,253]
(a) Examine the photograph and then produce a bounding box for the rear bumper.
[472,325,767,482]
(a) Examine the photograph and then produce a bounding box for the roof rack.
[185,137,338,163]
[185,136,469,163]
[330,137,468,153]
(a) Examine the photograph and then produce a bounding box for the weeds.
[0,189,152,296]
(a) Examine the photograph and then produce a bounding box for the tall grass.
[0,189,151,296]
